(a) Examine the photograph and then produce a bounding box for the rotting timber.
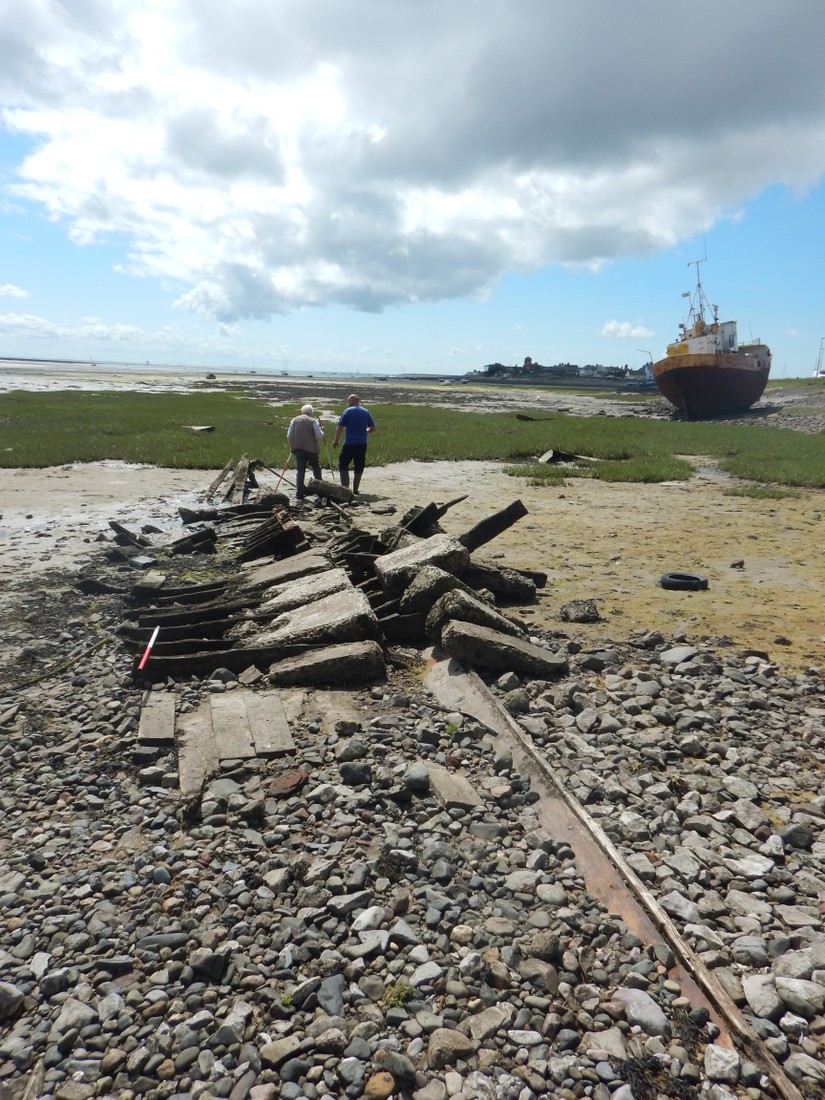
[114,461,544,685]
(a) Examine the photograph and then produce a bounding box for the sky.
[1,0,824,378]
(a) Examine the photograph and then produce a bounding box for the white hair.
[301,404,314,416]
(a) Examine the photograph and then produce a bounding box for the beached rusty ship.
[652,262,771,419]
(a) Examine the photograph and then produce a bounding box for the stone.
[399,564,474,614]
[425,589,524,643]
[612,988,670,1037]
[427,1028,476,1069]
[742,974,783,1020]
[460,1003,515,1042]
[440,620,568,678]
[775,977,825,1019]
[364,1071,396,1099]
[375,535,471,595]
[0,982,24,1022]
[260,1036,303,1068]
[49,997,97,1039]
[268,639,385,686]
[403,761,430,792]
[704,1045,740,1085]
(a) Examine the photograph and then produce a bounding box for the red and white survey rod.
[138,625,160,670]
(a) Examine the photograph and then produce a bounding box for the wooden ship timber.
[652,262,771,419]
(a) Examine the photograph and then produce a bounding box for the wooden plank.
[245,692,295,756]
[222,457,249,504]
[176,703,218,799]
[137,692,176,746]
[132,570,167,592]
[210,693,256,760]
[204,458,235,500]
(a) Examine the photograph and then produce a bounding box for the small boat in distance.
[652,261,771,419]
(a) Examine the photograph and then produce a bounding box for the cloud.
[0,309,209,355]
[601,320,655,340]
[2,0,825,323]
[0,283,28,298]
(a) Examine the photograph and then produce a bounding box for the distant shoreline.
[0,358,647,397]
[0,356,458,384]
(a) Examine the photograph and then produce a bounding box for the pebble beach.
[1,585,824,1099]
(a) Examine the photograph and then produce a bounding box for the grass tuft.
[723,486,802,500]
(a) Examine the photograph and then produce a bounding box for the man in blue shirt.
[332,394,376,494]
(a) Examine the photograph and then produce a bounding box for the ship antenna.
[687,254,709,321]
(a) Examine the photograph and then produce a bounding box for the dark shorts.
[339,442,368,474]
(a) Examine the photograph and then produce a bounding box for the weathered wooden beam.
[137,692,176,746]
[129,581,229,608]
[210,694,256,759]
[402,495,469,536]
[203,458,235,501]
[238,510,309,563]
[245,692,296,756]
[169,528,218,556]
[180,495,288,525]
[127,598,252,628]
[132,644,310,682]
[109,520,152,548]
[403,503,441,535]
[306,479,353,505]
[120,619,235,643]
[177,704,218,800]
[222,456,250,504]
[457,499,529,553]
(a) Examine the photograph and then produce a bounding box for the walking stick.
[323,437,335,478]
[275,452,291,492]
[260,462,295,489]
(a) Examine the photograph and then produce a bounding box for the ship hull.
[651,351,771,419]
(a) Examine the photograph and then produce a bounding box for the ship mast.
[684,256,718,330]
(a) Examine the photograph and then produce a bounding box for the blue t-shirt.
[338,405,375,445]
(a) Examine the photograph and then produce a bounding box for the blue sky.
[2,0,824,378]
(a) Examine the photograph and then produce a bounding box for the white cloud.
[0,283,28,297]
[2,0,825,323]
[601,320,655,340]
[0,309,208,355]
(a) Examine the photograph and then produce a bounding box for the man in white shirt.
[286,403,325,500]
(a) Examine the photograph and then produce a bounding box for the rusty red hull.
[652,351,770,419]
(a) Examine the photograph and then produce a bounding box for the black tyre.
[659,572,709,591]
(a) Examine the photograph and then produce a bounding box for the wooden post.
[457,499,529,553]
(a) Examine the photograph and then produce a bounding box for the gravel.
[1,512,823,1100]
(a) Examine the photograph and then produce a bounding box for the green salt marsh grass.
[1,388,823,489]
